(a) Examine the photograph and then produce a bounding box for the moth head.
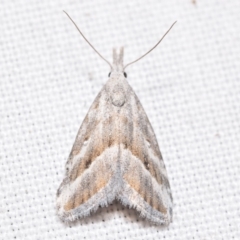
[108,47,127,78]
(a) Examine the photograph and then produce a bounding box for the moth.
[57,11,176,225]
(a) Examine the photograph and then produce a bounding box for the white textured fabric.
[1,0,240,239]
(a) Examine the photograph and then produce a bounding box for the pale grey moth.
[57,11,176,225]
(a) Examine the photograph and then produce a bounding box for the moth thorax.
[110,83,126,107]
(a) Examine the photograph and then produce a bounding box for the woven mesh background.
[1,0,240,239]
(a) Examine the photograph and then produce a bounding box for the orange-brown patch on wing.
[120,114,129,125]
[64,161,111,211]
[73,192,83,208]
[82,188,90,204]
[151,192,160,211]
[70,140,104,181]
[124,159,167,214]
[63,189,90,211]
[93,100,99,110]
[151,191,167,214]
[95,175,108,192]
[64,198,75,211]
[124,172,152,208]
[129,136,163,186]
[125,172,167,213]
[108,136,114,147]
[69,111,121,181]
[124,172,141,193]
[119,114,131,149]
[157,201,167,214]
[103,115,118,148]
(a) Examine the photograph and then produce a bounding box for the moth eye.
[108,72,111,77]
[124,72,127,78]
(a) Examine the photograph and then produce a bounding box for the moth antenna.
[63,11,112,69]
[124,21,177,70]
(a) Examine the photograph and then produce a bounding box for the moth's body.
[56,48,173,225]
